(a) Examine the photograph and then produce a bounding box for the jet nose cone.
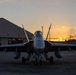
[36,46,44,49]
[35,44,45,51]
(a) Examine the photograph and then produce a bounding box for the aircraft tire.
[35,59,42,66]
[22,57,25,63]
[35,59,38,66]
[50,56,54,64]
[40,59,42,66]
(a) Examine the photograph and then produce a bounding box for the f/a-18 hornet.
[0,24,76,65]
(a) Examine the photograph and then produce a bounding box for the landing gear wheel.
[35,59,38,66]
[35,59,42,66]
[22,57,25,63]
[40,59,42,66]
[50,56,54,64]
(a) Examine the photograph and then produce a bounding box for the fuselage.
[33,31,45,52]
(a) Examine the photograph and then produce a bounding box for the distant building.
[0,18,33,45]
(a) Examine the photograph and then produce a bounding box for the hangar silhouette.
[0,18,33,45]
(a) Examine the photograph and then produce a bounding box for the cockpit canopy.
[34,31,42,37]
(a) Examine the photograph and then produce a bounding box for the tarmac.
[0,51,76,75]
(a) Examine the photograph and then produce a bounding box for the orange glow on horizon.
[23,24,76,42]
[43,35,76,42]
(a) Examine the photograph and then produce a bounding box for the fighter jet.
[0,24,76,65]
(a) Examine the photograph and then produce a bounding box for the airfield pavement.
[0,51,76,75]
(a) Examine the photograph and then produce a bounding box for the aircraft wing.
[44,41,76,52]
[0,41,33,52]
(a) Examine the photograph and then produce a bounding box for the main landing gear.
[50,56,54,64]
[44,53,54,64]
[22,57,26,63]
[22,53,31,63]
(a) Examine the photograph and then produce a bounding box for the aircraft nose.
[34,43,45,50]
[36,46,44,49]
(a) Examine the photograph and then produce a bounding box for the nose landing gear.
[35,59,42,66]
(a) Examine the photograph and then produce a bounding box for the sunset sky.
[0,0,76,38]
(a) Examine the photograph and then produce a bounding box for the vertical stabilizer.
[22,25,29,42]
[46,24,52,41]
[42,26,43,36]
